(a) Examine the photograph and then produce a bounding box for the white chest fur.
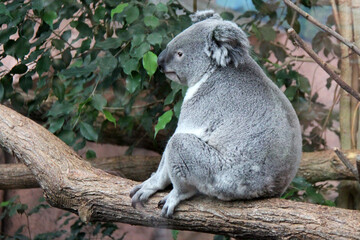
[175,67,216,140]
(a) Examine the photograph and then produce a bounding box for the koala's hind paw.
[130,183,157,208]
[160,191,180,218]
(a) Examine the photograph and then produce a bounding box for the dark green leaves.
[95,38,123,49]
[19,75,33,93]
[42,11,57,29]
[126,74,141,93]
[144,16,160,28]
[91,94,107,111]
[10,64,27,74]
[79,122,98,142]
[36,54,51,76]
[125,6,139,24]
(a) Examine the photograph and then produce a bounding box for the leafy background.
[0,0,341,239]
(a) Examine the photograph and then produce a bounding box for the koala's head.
[157,10,250,86]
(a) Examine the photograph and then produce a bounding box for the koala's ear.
[205,22,250,67]
[190,10,221,23]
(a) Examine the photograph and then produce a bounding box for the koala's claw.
[129,184,143,198]
[130,183,159,209]
[159,191,180,218]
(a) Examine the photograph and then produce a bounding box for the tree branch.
[2,149,360,189]
[283,0,360,56]
[287,28,360,101]
[334,148,360,181]
[0,104,360,238]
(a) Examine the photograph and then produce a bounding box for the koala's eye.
[177,51,183,57]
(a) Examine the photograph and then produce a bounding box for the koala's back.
[177,55,302,197]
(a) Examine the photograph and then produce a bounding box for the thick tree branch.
[0,104,360,239]
[2,150,360,189]
[287,28,360,101]
[284,0,360,56]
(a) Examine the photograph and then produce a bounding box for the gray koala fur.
[130,10,302,218]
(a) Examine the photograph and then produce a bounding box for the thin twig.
[357,155,360,182]
[334,148,360,181]
[283,0,360,56]
[330,0,341,31]
[287,28,360,102]
[351,102,360,147]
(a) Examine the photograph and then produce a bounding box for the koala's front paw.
[130,183,158,208]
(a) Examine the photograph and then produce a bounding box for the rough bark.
[2,150,360,190]
[339,0,353,149]
[353,0,360,149]
[0,155,160,189]
[1,104,360,239]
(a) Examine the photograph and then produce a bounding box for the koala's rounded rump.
[131,10,302,218]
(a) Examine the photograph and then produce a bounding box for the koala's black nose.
[157,50,166,73]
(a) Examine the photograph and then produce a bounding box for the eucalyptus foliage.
[0,0,337,152]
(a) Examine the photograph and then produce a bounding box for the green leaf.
[20,20,35,39]
[36,54,51,76]
[144,16,160,28]
[94,6,106,23]
[132,34,146,47]
[0,3,10,17]
[122,58,138,75]
[58,130,76,146]
[42,11,57,29]
[79,122,98,142]
[154,110,173,138]
[15,38,30,59]
[19,75,33,93]
[258,26,276,41]
[52,39,65,50]
[126,74,141,93]
[76,22,92,38]
[79,38,91,53]
[98,54,117,76]
[143,51,158,77]
[86,150,97,159]
[10,64,27,74]
[125,6,139,24]
[47,101,73,117]
[48,117,65,133]
[147,32,163,46]
[91,94,107,111]
[220,12,234,21]
[62,30,72,41]
[103,110,116,126]
[312,32,325,53]
[32,0,44,11]
[62,48,72,67]
[284,86,298,101]
[156,3,168,13]
[130,42,150,59]
[171,230,179,240]
[95,38,123,50]
[326,77,332,89]
[52,77,65,101]
[298,76,311,94]
[111,3,129,19]
[0,27,17,44]
[174,100,182,118]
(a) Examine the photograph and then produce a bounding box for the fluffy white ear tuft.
[205,22,250,67]
[190,10,221,23]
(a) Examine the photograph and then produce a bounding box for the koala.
[130,10,302,218]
